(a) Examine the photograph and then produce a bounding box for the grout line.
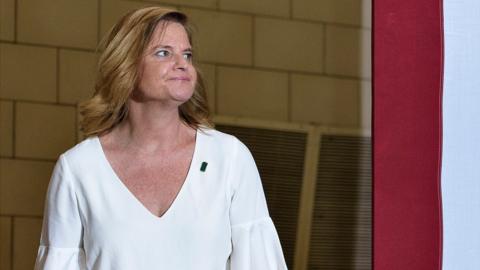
[0,40,97,52]
[0,99,78,107]
[0,156,58,163]
[208,62,364,80]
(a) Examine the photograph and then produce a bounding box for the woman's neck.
[109,101,194,154]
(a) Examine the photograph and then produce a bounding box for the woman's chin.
[170,90,195,103]
[131,88,194,104]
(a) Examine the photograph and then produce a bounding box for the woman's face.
[135,21,197,106]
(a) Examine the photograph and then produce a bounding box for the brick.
[291,74,359,127]
[17,0,98,49]
[182,8,253,65]
[219,0,290,17]
[197,63,216,113]
[325,26,371,78]
[0,159,54,216]
[217,66,288,120]
[255,18,324,72]
[15,103,76,159]
[59,50,97,104]
[0,217,12,270]
[13,217,42,270]
[360,80,371,128]
[0,44,57,102]
[0,101,13,156]
[293,0,371,27]
[0,0,15,41]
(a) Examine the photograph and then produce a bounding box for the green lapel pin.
[200,162,208,172]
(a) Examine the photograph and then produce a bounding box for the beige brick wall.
[59,50,98,104]
[0,44,57,102]
[0,159,54,216]
[17,0,98,49]
[217,66,289,120]
[0,216,12,270]
[182,8,253,65]
[0,0,370,269]
[0,101,13,156]
[13,218,43,270]
[0,0,15,41]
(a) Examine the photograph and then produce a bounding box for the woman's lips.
[168,77,190,81]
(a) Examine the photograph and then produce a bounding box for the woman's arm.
[228,138,288,269]
[35,155,86,270]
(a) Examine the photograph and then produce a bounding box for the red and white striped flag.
[374,0,480,269]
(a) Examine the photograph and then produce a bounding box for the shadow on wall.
[309,134,371,270]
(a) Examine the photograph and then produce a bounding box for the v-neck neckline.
[94,128,200,222]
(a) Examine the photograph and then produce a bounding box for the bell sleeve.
[228,139,288,269]
[34,154,86,270]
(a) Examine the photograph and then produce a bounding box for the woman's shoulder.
[199,127,251,157]
[59,136,101,169]
[199,126,242,149]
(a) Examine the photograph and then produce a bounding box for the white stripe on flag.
[442,1,480,269]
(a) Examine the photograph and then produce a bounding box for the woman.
[34,6,287,270]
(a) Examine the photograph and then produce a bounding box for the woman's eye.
[155,50,170,57]
[183,52,193,61]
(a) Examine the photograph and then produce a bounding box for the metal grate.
[216,125,307,269]
[308,135,372,270]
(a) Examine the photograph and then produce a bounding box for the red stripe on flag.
[373,0,444,269]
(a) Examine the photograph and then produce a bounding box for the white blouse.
[34,128,287,270]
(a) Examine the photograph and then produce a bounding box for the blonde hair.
[79,7,213,137]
